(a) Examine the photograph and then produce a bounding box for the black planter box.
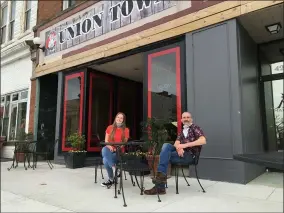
[64,152,86,169]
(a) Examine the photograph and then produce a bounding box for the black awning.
[233,151,284,171]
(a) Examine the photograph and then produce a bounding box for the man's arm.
[184,136,206,148]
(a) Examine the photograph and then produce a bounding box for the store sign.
[44,0,177,56]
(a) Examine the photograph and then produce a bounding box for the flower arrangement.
[67,132,86,153]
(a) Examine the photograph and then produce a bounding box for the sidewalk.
[1,161,283,212]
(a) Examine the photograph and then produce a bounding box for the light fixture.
[265,22,282,34]
[25,37,45,52]
[33,37,46,52]
[280,48,284,56]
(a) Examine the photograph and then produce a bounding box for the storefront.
[32,0,283,184]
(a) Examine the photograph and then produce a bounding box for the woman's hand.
[106,145,115,152]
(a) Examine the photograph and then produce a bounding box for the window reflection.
[149,50,181,141]
[63,75,83,149]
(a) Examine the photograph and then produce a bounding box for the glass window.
[62,73,84,150]
[1,5,8,44]
[264,79,284,151]
[20,91,28,99]
[9,1,16,40]
[12,93,18,101]
[16,102,27,140]
[271,62,284,75]
[9,103,17,140]
[2,95,10,137]
[24,1,31,31]
[147,47,182,141]
[88,74,112,151]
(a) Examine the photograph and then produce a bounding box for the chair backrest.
[193,145,202,165]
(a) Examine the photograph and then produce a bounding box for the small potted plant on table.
[64,132,86,169]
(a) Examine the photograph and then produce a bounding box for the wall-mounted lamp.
[25,37,45,52]
[265,22,282,34]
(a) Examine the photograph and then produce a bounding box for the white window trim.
[1,88,29,141]
[62,0,70,10]
[1,3,8,45]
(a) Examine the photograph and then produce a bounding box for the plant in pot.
[15,131,34,162]
[64,132,86,169]
[141,117,175,179]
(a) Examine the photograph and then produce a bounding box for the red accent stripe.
[62,72,84,152]
[147,47,182,133]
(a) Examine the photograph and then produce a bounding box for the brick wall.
[37,0,63,25]
[28,80,36,134]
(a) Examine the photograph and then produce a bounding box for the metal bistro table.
[100,140,151,207]
[7,140,37,171]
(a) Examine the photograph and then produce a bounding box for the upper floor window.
[63,0,76,10]
[24,1,31,31]
[1,5,8,44]
[8,0,16,40]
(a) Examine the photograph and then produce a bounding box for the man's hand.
[176,143,188,150]
[106,145,114,152]
[177,148,184,157]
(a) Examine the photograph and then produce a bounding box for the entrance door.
[87,72,113,152]
[146,45,183,140]
[263,78,284,152]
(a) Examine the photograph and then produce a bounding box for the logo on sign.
[45,31,57,53]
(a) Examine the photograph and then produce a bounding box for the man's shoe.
[152,172,167,184]
[144,186,166,195]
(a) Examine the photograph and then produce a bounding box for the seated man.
[144,112,206,195]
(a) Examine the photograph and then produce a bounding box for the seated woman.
[101,112,129,187]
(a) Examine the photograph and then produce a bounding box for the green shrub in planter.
[64,132,86,169]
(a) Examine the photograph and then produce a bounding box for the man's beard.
[183,121,192,128]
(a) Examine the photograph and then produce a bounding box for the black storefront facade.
[33,1,283,184]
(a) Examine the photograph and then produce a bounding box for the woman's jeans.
[102,146,117,180]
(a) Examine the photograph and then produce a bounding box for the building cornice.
[1,41,29,59]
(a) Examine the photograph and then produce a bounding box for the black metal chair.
[32,139,57,169]
[114,140,151,207]
[171,146,206,194]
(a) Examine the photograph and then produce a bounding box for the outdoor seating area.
[6,139,56,171]
[1,160,283,212]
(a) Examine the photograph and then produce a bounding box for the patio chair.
[171,145,206,194]
[32,139,57,169]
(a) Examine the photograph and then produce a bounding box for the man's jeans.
[102,146,117,180]
[157,143,194,188]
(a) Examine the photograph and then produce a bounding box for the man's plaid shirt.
[176,124,205,155]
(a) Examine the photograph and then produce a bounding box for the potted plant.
[141,117,175,178]
[122,151,151,176]
[15,132,34,162]
[64,132,86,169]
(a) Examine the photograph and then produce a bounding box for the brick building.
[0,0,38,158]
[29,0,283,183]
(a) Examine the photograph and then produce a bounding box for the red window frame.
[62,72,85,152]
[87,72,113,152]
[147,46,182,132]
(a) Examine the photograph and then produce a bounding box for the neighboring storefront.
[0,0,38,158]
[32,0,283,184]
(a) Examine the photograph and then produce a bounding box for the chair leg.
[124,170,127,180]
[181,168,190,186]
[130,174,135,186]
[94,166,98,183]
[155,183,161,202]
[175,167,179,194]
[114,168,118,198]
[100,164,104,179]
[195,165,205,193]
